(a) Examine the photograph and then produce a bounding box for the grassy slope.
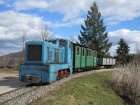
[33,71,124,105]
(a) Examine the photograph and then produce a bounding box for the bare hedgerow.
[112,59,140,105]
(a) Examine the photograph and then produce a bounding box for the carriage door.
[54,48,59,63]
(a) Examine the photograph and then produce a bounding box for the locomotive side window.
[60,52,63,62]
[54,48,59,62]
[27,45,42,61]
[48,51,52,61]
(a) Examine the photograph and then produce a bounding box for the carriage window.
[91,50,92,56]
[87,50,91,56]
[93,51,95,56]
[77,47,80,55]
[83,48,85,56]
[89,50,91,56]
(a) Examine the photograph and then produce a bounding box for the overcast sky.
[0,0,140,56]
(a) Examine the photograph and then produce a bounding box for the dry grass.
[0,68,19,74]
[112,61,140,105]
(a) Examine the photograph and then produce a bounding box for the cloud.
[54,34,63,39]
[47,0,92,21]
[13,0,140,25]
[109,45,118,56]
[14,0,48,11]
[52,18,84,28]
[109,29,140,43]
[108,29,140,56]
[0,11,50,56]
[69,36,78,43]
[0,39,22,56]
[0,0,3,4]
[13,0,89,23]
[0,11,45,39]
[0,10,82,52]
[97,0,140,25]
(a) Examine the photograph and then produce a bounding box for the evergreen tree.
[116,38,130,64]
[78,2,112,57]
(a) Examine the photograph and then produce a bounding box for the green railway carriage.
[73,43,97,72]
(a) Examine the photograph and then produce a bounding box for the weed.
[112,63,140,105]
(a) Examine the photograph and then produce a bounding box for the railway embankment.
[31,69,125,105]
[0,69,120,105]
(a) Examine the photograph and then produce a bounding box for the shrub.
[112,58,140,105]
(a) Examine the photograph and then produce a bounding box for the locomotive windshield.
[27,45,42,61]
[48,40,56,44]
[59,39,67,47]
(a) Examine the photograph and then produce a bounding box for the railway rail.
[0,69,114,105]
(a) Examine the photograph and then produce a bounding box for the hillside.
[0,51,23,68]
[0,51,23,58]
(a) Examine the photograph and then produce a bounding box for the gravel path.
[0,69,114,105]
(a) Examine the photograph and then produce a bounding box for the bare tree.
[21,28,26,64]
[3,56,8,68]
[35,27,52,41]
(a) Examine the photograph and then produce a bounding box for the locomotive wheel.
[57,69,69,80]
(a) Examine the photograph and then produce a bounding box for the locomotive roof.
[72,42,96,50]
[48,38,96,51]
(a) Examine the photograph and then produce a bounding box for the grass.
[32,71,124,105]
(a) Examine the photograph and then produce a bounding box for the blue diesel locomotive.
[19,38,98,83]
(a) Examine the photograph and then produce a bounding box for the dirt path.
[0,72,28,95]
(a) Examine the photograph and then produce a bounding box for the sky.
[0,0,140,56]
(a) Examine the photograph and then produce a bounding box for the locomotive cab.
[25,40,65,64]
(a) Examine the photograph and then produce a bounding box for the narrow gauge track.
[0,69,114,105]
